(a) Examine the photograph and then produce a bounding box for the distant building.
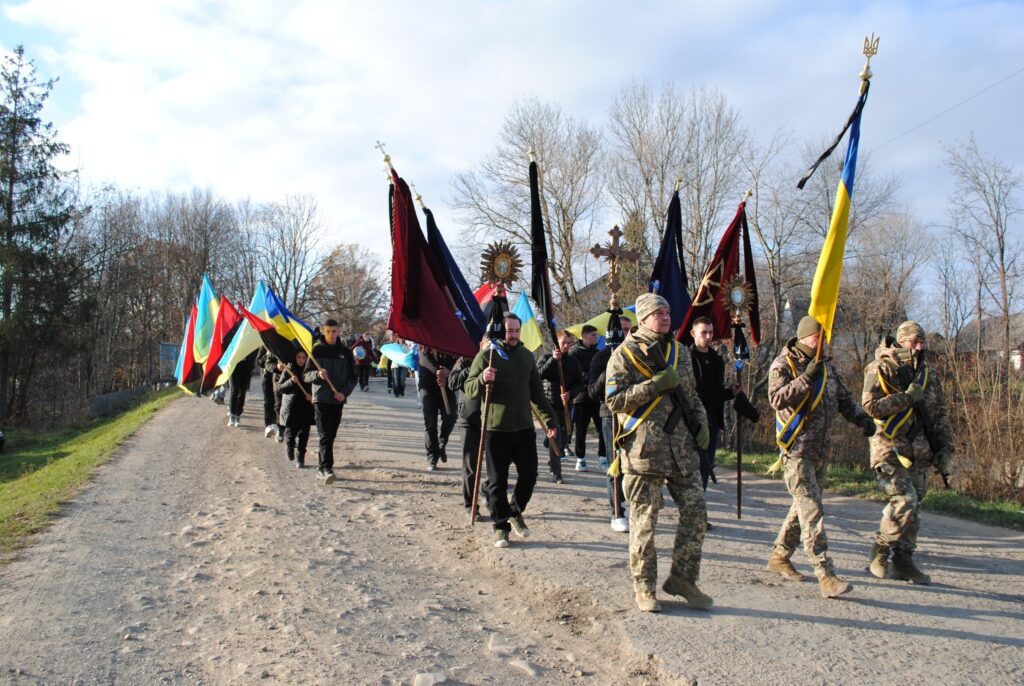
[955,314,1024,372]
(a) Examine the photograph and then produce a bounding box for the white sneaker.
[275,428,284,443]
[575,458,587,472]
[233,416,240,427]
[264,425,276,438]
[598,456,609,470]
[611,517,629,532]
[227,415,234,427]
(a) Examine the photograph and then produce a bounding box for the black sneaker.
[427,462,438,472]
[296,460,304,469]
[439,447,448,463]
[323,470,336,485]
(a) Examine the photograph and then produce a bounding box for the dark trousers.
[420,386,456,462]
[229,378,249,416]
[357,365,371,390]
[698,418,722,491]
[393,368,408,397]
[547,401,568,478]
[483,429,538,532]
[461,423,484,509]
[314,403,344,471]
[573,400,606,458]
[285,423,311,462]
[602,416,625,517]
[261,372,279,427]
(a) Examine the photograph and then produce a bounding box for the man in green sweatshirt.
[464,313,558,548]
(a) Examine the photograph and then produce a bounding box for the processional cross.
[590,226,639,309]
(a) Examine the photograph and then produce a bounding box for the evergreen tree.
[0,45,84,423]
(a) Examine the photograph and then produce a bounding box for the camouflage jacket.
[605,325,707,476]
[768,338,868,460]
[862,342,953,469]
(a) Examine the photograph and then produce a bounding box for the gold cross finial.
[590,225,640,309]
[412,184,425,209]
[375,140,392,169]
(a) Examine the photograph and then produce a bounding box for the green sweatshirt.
[463,340,556,432]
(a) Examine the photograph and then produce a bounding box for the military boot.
[634,586,661,613]
[766,552,805,582]
[662,576,713,610]
[817,571,852,599]
[891,551,931,585]
[867,543,890,579]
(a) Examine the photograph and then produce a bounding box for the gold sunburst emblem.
[721,275,754,322]
[480,241,523,287]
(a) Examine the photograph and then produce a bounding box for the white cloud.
[1,0,1021,267]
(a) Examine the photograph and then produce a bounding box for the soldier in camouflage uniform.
[861,320,953,585]
[767,316,875,598]
[605,294,712,613]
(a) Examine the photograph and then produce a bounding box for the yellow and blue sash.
[775,357,827,450]
[615,340,681,439]
[876,364,928,440]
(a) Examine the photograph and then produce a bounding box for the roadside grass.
[0,388,179,559]
[717,449,1024,531]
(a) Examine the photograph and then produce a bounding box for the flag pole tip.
[674,176,683,193]
[742,188,752,202]
[528,147,536,162]
[860,33,879,82]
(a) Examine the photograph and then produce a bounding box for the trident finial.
[860,33,880,83]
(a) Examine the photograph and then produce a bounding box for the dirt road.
[1,380,1021,685]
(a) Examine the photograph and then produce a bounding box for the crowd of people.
[214,295,953,614]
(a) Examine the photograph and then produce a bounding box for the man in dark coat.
[688,316,739,491]
[568,324,605,471]
[418,346,458,470]
[256,347,282,440]
[303,318,358,485]
[537,330,583,483]
[448,339,489,517]
[227,349,258,427]
[352,332,376,392]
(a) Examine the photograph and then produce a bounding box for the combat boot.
[662,576,713,610]
[891,551,931,585]
[867,543,890,579]
[817,571,852,599]
[634,586,661,613]
[766,552,805,581]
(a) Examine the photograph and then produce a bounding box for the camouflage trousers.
[773,455,833,573]
[622,463,707,592]
[873,459,929,553]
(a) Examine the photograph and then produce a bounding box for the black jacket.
[588,346,614,418]
[275,363,314,427]
[537,352,584,418]
[303,340,357,405]
[567,342,600,404]
[256,348,280,375]
[230,350,258,389]
[689,346,734,427]
[417,349,458,393]
[447,356,480,428]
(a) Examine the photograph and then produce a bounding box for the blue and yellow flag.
[510,294,544,352]
[192,274,219,363]
[807,88,868,343]
[214,281,268,387]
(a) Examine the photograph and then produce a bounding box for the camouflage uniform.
[769,338,870,575]
[605,325,708,594]
[862,341,953,553]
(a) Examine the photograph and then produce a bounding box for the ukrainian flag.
[510,293,544,352]
[214,281,269,387]
[808,89,868,343]
[266,287,315,357]
[192,274,219,363]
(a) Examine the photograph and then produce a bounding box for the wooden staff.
[470,346,496,525]
[418,350,452,415]
[532,406,561,458]
[611,412,621,518]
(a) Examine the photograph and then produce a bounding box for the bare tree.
[944,135,1022,394]
[450,98,603,320]
[251,193,325,312]
[305,244,388,335]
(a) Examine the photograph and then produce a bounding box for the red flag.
[200,296,242,393]
[176,304,202,392]
[387,168,477,357]
[677,201,761,345]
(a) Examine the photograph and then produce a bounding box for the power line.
[870,65,1024,152]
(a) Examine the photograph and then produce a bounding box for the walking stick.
[469,346,495,525]
[555,357,573,446]
[732,320,751,519]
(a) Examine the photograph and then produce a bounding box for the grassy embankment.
[0,389,178,560]
[717,449,1023,531]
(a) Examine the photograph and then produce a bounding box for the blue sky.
[2,0,1021,266]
